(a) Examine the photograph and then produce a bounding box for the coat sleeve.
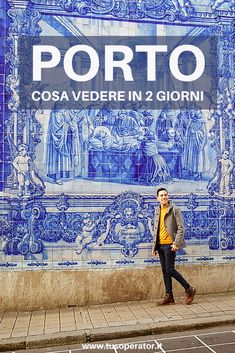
[152,207,159,251]
[173,206,185,247]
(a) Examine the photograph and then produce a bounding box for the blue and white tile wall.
[0,0,235,271]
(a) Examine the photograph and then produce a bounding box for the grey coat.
[152,202,186,251]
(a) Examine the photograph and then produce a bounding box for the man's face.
[157,190,169,206]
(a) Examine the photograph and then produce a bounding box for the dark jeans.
[158,244,190,295]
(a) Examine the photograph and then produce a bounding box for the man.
[152,188,196,305]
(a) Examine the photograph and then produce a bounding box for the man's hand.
[171,244,179,252]
[151,250,157,256]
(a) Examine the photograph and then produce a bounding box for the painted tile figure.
[158,128,184,178]
[219,150,233,196]
[210,0,234,11]
[182,104,207,180]
[138,127,172,185]
[156,102,179,138]
[93,102,118,129]
[160,128,184,152]
[45,108,88,184]
[171,0,191,16]
[114,110,140,137]
[13,144,44,197]
[76,214,100,254]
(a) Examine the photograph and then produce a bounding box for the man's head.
[157,188,169,207]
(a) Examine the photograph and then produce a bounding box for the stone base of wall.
[1,264,235,311]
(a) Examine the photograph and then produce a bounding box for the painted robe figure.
[182,105,207,180]
[137,127,172,185]
[45,109,84,184]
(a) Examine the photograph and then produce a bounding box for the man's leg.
[157,245,175,305]
[165,246,196,304]
[165,245,190,289]
[158,245,173,294]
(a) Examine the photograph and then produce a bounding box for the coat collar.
[156,201,174,213]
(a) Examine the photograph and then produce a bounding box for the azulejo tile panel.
[0,0,234,270]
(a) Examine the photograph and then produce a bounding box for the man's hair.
[157,187,168,196]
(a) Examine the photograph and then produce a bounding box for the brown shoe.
[185,287,196,305]
[157,293,175,305]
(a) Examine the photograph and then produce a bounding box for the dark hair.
[157,187,168,196]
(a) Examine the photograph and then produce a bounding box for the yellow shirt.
[159,206,173,244]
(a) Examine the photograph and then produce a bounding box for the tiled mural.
[0,0,235,271]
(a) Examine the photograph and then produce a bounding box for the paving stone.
[28,310,45,336]
[127,302,154,324]
[196,312,212,318]
[157,305,183,320]
[140,301,169,322]
[44,309,60,334]
[204,296,234,311]
[171,303,198,318]
[60,308,76,332]
[215,296,235,307]
[210,311,227,316]
[87,306,109,328]
[11,312,31,337]
[0,312,18,338]
[197,302,223,313]
[0,331,14,340]
[113,303,138,325]
[27,329,45,336]
[101,304,123,326]
[224,309,235,315]
[74,307,93,330]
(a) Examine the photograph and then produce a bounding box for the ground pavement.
[1,292,235,351]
